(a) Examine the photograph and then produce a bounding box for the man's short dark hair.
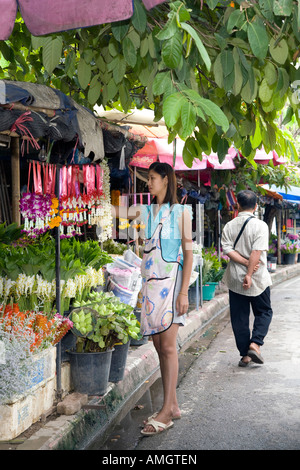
[237,190,257,210]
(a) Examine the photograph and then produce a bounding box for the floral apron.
[140,207,181,336]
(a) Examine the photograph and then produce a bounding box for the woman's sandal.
[143,411,181,425]
[141,417,174,436]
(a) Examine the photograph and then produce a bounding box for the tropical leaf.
[42,36,63,74]
[180,22,211,71]
[77,57,91,90]
[161,31,182,69]
[163,92,186,127]
[247,18,269,60]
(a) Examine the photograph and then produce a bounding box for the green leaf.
[250,120,262,148]
[77,57,91,90]
[206,0,219,9]
[227,9,245,33]
[182,137,202,167]
[152,71,172,96]
[264,62,277,85]
[88,75,101,105]
[247,17,269,60]
[156,12,177,40]
[180,100,196,139]
[180,22,211,71]
[184,90,229,132]
[163,92,186,127]
[217,139,229,164]
[213,53,223,88]
[221,50,234,91]
[259,78,273,102]
[65,50,76,79]
[269,37,289,64]
[232,49,243,95]
[273,0,292,16]
[42,36,63,74]
[162,31,182,69]
[113,56,126,84]
[282,105,293,125]
[111,21,129,42]
[132,0,147,33]
[122,37,137,68]
[31,35,47,50]
[259,0,274,22]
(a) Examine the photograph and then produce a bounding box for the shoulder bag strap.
[233,216,255,249]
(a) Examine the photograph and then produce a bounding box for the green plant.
[0,223,22,245]
[70,291,141,352]
[202,249,225,284]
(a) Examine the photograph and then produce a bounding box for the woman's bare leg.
[142,324,180,432]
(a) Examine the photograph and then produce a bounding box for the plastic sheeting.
[0,80,105,161]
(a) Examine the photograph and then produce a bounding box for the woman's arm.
[176,207,193,316]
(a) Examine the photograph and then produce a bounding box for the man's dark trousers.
[229,287,273,357]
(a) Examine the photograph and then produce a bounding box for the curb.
[16,263,300,450]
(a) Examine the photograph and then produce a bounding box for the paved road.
[136,276,300,451]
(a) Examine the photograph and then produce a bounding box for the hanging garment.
[141,207,181,336]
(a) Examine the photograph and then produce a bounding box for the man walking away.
[221,190,273,367]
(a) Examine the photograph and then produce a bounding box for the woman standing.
[138,162,193,436]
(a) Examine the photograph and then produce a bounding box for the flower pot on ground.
[68,349,113,395]
[201,248,225,301]
[283,253,297,265]
[68,291,141,394]
[267,256,277,273]
[202,282,218,301]
[109,340,130,383]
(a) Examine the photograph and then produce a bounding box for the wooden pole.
[11,136,20,225]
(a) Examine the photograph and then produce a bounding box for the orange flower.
[230,1,235,6]
[49,216,62,229]
[51,198,59,209]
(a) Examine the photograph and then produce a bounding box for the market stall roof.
[261,184,300,203]
[130,138,237,171]
[0,0,167,40]
[0,80,105,161]
[254,147,288,166]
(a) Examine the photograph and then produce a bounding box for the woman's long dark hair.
[148,162,178,205]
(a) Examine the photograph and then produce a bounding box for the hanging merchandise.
[20,159,112,240]
[20,161,59,237]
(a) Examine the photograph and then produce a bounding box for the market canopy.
[0,79,104,161]
[253,147,288,166]
[261,184,300,204]
[130,138,237,171]
[0,0,167,40]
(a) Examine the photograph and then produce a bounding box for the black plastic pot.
[68,349,113,395]
[109,341,130,383]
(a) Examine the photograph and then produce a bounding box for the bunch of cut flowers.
[0,303,73,353]
[280,233,300,254]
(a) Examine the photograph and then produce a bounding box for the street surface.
[135,275,300,451]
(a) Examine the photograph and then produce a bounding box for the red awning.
[0,0,167,39]
[129,138,237,171]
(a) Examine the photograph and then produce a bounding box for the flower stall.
[0,81,148,438]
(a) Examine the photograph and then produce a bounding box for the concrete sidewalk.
[3,262,300,451]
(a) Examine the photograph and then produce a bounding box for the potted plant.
[280,235,300,265]
[202,250,225,301]
[68,291,141,394]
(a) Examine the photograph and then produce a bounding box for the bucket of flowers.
[280,234,300,265]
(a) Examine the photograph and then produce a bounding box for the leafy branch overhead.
[1,0,300,167]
